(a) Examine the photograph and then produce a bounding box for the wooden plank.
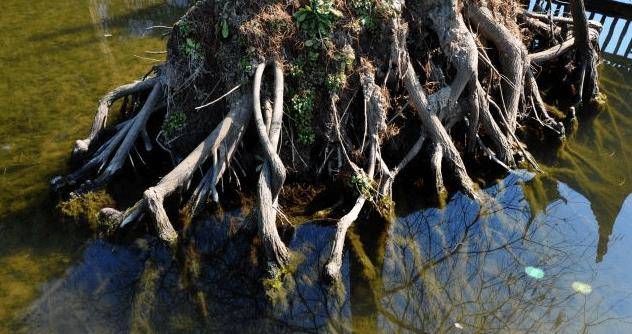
[584,0,632,19]
[609,19,629,53]
[602,17,620,51]
[614,20,631,55]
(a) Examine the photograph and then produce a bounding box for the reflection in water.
[27,173,632,332]
[379,172,632,333]
[28,211,352,333]
[536,58,632,262]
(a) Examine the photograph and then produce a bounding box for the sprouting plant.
[239,57,253,73]
[289,90,316,145]
[162,111,187,139]
[349,0,397,30]
[181,37,204,61]
[294,0,343,37]
[325,48,354,93]
[325,72,347,92]
[219,18,229,39]
[294,1,342,62]
[179,20,191,36]
[288,61,305,79]
[349,172,374,199]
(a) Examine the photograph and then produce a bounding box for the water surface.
[0,1,631,333]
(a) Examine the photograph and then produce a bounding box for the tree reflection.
[377,171,630,333]
[27,172,631,332]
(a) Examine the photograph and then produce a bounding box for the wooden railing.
[527,0,632,64]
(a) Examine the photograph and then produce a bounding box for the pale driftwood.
[73,76,160,157]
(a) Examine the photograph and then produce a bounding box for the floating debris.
[104,33,112,38]
[2,144,11,151]
[525,266,545,279]
[454,323,464,329]
[572,281,592,295]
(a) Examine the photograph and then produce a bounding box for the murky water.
[0,0,188,331]
[1,1,631,333]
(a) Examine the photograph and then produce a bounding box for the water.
[1,1,631,333]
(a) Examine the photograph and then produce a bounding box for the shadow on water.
[533,57,632,262]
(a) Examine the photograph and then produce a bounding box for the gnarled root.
[73,76,161,158]
[101,92,252,245]
[421,0,479,151]
[52,79,165,193]
[323,61,385,282]
[391,14,480,200]
[569,0,601,105]
[253,61,290,271]
[466,2,528,133]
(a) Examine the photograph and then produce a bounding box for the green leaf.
[308,50,319,61]
[221,19,229,39]
[295,12,307,23]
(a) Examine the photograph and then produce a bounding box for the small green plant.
[287,61,305,79]
[219,18,229,39]
[325,48,354,93]
[182,38,204,61]
[294,0,343,36]
[239,57,253,73]
[162,111,187,139]
[349,172,374,199]
[294,1,342,62]
[179,20,191,36]
[325,72,347,92]
[349,0,396,30]
[289,90,316,145]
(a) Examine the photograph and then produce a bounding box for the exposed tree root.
[52,79,164,193]
[102,92,252,245]
[569,0,601,104]
[324,62,384,282]
[466,2,528,133]
[392,12,480,200]
[54,0,603,285]
[72,76,161,158]
[252,61,290,271]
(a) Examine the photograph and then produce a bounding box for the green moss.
[58,190,115,232]
[162,111,187,139]
[262,251,305,306]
